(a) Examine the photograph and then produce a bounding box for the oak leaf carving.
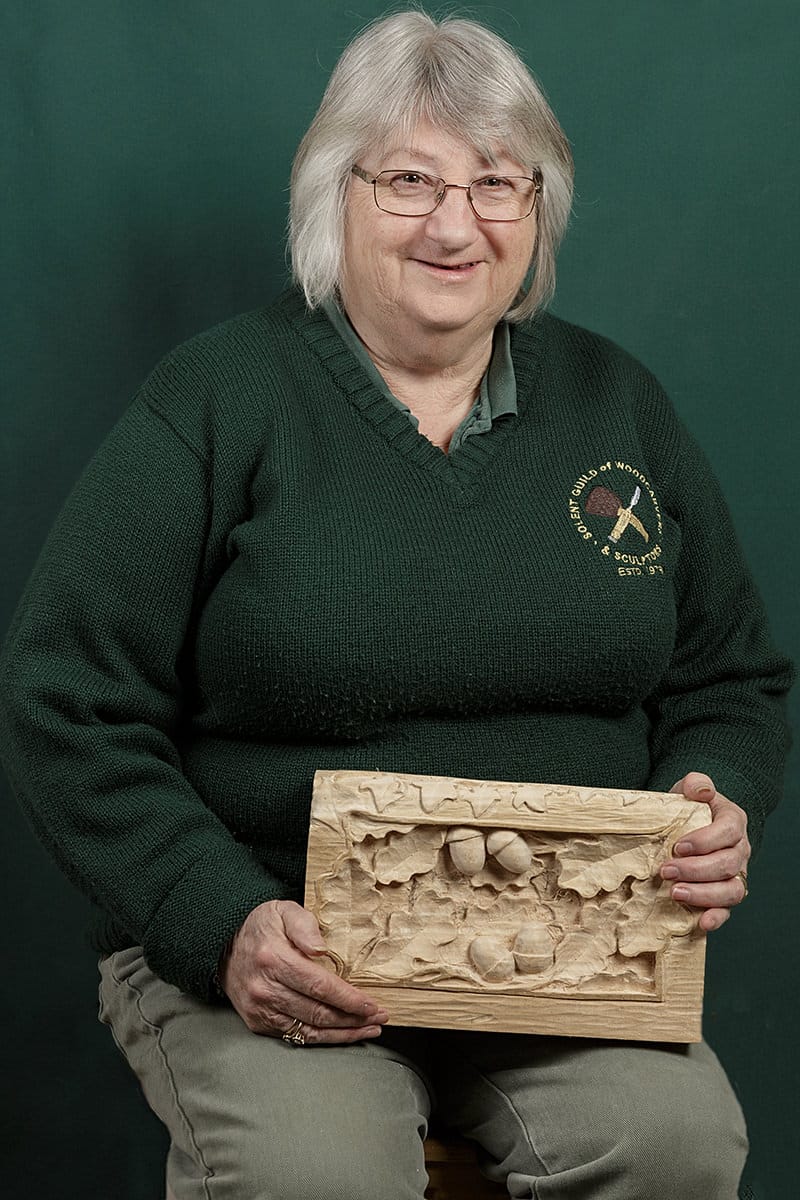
[403,922,459,963]
[546,926,617,986]
[556,835,658,898]
[358,777,423,812]
[411,886,457,922]
[579,892,627,934]
[617,878,697,957]
[349,817,426,847]
[511,789,547,812]
[373,827,446,884]
[453,782,508,816]
[354,921,458,981]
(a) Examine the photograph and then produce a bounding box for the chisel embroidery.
[586,485,649,544]
[568,462,664,577]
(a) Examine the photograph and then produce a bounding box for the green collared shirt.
[323,300,517,452]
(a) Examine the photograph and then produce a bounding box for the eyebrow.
[384,144,502,170]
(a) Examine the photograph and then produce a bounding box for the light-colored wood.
[304,770,710,1042]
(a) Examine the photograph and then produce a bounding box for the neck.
[341,308,494,452]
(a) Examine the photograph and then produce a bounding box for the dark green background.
[2,3,797,1197]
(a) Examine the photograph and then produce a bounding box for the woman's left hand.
[660,772,751,931]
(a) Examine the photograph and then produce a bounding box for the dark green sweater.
[0,289,792,1000]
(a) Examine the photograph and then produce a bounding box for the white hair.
[290,10,573,321]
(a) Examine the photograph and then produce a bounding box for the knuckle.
[305,975,335,1004]
[309,1001,330,1028]
[243,1009,267,1033]
[722,852,741,878]
[253,947,279,974]
[244,996,269,1023]
[248,979,273,1005]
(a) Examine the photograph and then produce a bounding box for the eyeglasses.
[351,165,542,222]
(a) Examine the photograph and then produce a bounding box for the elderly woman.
[0,10,791,1200]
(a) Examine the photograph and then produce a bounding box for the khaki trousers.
[99,947,747,1199]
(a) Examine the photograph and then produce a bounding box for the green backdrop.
[2,3,797,1197]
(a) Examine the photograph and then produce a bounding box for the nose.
[423,184,479,244]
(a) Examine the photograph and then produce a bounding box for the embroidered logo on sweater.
[568,461,664,577]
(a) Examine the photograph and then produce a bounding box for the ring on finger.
[282,1018,307,1047]
[735,870,748,899]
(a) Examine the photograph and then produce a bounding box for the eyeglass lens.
[373,170,537,220]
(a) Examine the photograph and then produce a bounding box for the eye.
[384,171,437,193]
[473,176,514,193]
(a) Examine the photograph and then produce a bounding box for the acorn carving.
[445,827,486,876]
[468,935,516,982]
[512,922,554,974]
[486,830,531,874]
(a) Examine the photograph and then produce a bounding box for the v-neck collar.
[281,289,546,483]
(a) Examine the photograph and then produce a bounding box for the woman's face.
[340,121,537,355]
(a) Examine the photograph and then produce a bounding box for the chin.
[403,301,485,335]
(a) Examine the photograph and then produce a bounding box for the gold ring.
[735,870,749,899]
[281,1018,306,1047]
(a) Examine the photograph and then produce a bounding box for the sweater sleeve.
[0,390,286,1000]
[642,405,793,854]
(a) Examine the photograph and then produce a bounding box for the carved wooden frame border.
[304,770,710,1043]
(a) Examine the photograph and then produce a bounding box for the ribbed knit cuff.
[143,847,289,1002]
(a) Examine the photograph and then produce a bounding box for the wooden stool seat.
[424,1131,506,1199]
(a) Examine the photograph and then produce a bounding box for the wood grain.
[304,770,709,1042]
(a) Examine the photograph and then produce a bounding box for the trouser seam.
[474,1066,552,1197]
[107,956,216,1200]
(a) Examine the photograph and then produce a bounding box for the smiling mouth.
[418,260,480,271]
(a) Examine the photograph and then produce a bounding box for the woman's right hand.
[219,899,389,1044]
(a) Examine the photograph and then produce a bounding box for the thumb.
[670,771,716,802]
[278,901,328,956]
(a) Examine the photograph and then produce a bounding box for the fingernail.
[672,886,690,901]
[674,842,693,856]
[661,866,679,879]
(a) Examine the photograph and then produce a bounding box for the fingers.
[236,969,389,1042]
[236,980,388,1041]
[695,907,732,934]
[254,971,389,1031]
[661,845,748,885]
[672,809,748,857]
[280,901,330,957]
[663,773,750,931]
[667,772,749,857]
[265,900,382,1016]
[667,875,748,910]
[271,940,385,1018]
[275,1014,385,1047]
[221,899,390,1043]
[670,770,715,801]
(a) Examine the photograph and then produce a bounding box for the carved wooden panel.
[304,770,710,1042]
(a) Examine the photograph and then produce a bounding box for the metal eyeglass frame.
[350,165,542,222]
